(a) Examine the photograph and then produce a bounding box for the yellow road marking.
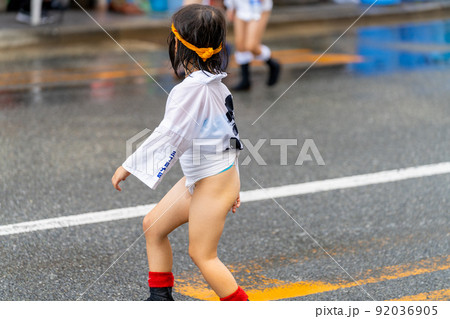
[390,288,450,301]
[0,49,362,88]
[174,255,450,301]
[241,51,363,68]
[0,68,165,87]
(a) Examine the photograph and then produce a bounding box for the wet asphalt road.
[0,18,449,301]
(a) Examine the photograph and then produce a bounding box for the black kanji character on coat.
[225,95,243,150]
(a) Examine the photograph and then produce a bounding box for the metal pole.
[31,0,43,26]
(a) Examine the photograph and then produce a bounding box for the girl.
[111,4,249,301]
[225,0,280,91]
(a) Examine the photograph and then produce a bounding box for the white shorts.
[235,0,273,22]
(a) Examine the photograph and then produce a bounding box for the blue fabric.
[217,162,234,175]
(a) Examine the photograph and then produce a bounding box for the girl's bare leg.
[188,166,241,298]
[143,177,191,272]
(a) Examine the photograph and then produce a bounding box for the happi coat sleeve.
[122,84,205,189]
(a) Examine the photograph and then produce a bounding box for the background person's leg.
[233,18,253,90]
[247,11,280,86]
[245,11,270,56]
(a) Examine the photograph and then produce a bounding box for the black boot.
[144,287,175,301]
[266,58,281,86]
[233,64,251,91]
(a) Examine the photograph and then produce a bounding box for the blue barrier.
[168,0,183,11]
[150,0,168,12]
[360,0,401,5]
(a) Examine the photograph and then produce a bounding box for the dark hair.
[168,4,227,78]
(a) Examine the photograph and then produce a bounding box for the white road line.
[0,204,155,236]
[1,162,450,236]
[241,162,450,202]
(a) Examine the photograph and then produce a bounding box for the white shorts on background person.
[225,0,273,21]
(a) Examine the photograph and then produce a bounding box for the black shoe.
[144,287,175,301]
[233,64,251,91]
[266,58,281,86]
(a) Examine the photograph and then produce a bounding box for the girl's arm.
[119,126,190,190]
[113,85,204,191]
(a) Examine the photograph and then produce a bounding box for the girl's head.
[169,4,227,78]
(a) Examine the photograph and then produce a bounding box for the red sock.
[148,271,174,288]
[220,286,249,301]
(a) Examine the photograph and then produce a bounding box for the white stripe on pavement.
[241,162,450,202]
[1,162,450,236]
[0,204,155,236]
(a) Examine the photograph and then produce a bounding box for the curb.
[1,2,450,49]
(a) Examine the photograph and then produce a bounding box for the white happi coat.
[122,71,242,193]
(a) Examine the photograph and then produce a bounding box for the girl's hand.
[112,166,131,191]
[231,195,240,213]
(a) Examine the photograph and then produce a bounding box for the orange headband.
[171,24,222,62]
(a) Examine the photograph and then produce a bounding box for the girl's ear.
[174,38,178,55]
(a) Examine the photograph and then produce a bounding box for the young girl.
[224,0,280,90]
[111,4,249,301]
